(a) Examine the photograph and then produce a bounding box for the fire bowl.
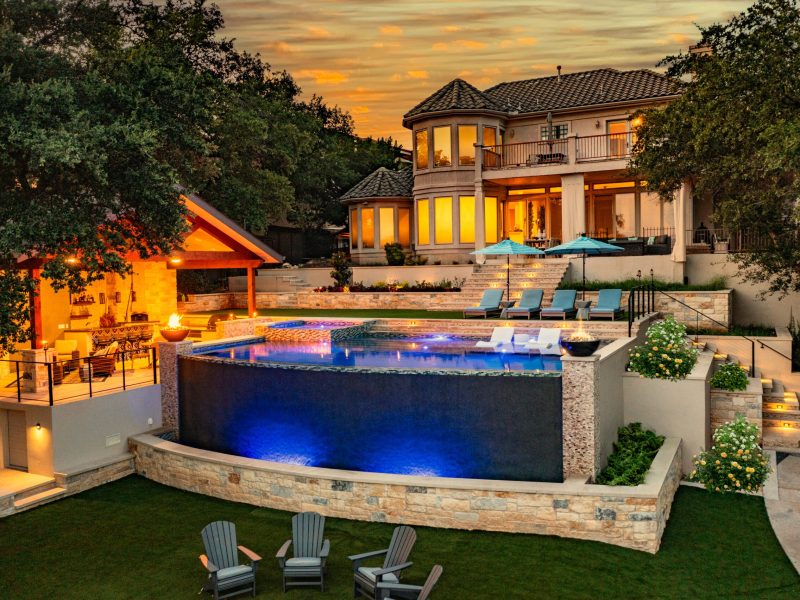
[560,339,601,357]
[160,327,190,342]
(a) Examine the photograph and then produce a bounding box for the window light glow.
[484,196,498,243]
[458,125,477,166]
[361,208,375,248]
[459,196,475,243]
[379,207,395,246]
[417,199,430,245]
[434,197,453,244]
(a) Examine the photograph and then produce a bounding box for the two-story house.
[344,68,706,265]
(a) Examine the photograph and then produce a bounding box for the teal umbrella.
[545,236,623,299]
[471,239,545,301]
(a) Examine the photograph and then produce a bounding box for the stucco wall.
[131,434,682,553]
[623,352,714,474]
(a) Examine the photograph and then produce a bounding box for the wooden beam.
[247,267,256,317]
[29,268,43,349]
[168,259,263,270]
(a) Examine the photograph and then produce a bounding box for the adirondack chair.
[505,289,544,319]
[589,289,623,320]
[276,511,330,592]
[463,289,504,319]
[348,525,417,599]
[540,289,578,320]
[376,565,443,600]
[199,521,261,600]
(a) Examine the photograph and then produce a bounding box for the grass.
[558,276,728,292]
[0,477,797,599]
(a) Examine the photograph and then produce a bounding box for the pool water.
[198,335,562,372]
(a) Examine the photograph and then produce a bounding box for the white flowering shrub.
[627,316,699,381]
[690,415,770,494]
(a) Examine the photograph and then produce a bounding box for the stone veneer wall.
[157,340,193,431]
[178,292,234,313]
[710,378,763,434]
[561,355,601,479]
[131,434,682,553]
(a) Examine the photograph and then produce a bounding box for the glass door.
[504,200,526,243]
[607,120,629,158]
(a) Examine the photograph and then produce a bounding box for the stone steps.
[13,485,66,511]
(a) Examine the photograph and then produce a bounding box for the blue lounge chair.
[589,289,623,320]
[463,289,504,319]
[540,290,577,320]
[505,289,544,319]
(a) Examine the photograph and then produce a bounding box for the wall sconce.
[595,120,601,129]
[41,340,48,351]
[114,292,122,303]
[35,422,42,430]
[66,256,79,265]
[168,257,182,265]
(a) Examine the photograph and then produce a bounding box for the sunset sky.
[219,0,751,146]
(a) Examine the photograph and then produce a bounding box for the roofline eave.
[340,195,412,205]
[402,108,509,129]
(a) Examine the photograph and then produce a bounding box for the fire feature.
[561,320,600,357]
[160,313,190,342]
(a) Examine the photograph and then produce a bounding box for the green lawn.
[1,477,797,599]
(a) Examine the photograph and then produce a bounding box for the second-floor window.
[458,125,477,166]
[433,126,452,167]
[541,123,569,140]
[414,129,428,169]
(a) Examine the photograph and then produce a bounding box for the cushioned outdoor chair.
[589,289,623,320]
[505,289,544,319]
[540,290,577,320]
[276,511,330,592]
[474,327,515,349]
[199,521,261,600]
[349,525,417,599]
[463,289,504,319]
[376,565,443,600]
[525,328,562,355]
[89,341,118,377]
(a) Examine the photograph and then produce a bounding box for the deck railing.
[576,132,634,161]
[686,228,772,252]
[482,140,569,170]
[0,347,158,405]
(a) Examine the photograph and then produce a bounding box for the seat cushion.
[357,567,399,584]
[217,565,253,581]
[285,557,322,568]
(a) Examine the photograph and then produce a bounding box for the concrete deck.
[765,452,800,575]
[0,469,53,499]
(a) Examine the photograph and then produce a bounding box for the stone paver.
[764,452,800,574]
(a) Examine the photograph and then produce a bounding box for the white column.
[561,173,585,242]
[671,180,692,263]
[474,142,486,250]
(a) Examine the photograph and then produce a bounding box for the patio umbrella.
[471,239,545,301]
[545,236,623,299]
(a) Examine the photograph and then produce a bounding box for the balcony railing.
[576,132,633,162]
[687,228,772,253]
[482,139,569,170]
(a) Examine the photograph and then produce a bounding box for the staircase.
[254,270,314,292]
[4,476,66,516]
[435,258,571,310]
[706,342,800,451]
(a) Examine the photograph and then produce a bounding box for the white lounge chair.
[475,327,515,349]
[525,328,562,355]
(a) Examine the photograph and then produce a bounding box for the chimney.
[557,65,562,82]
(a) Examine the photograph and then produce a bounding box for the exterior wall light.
[169,257,183,265]
[36,423,42,430]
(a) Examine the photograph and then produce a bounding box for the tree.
[629,0,800,296]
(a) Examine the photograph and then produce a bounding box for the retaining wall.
[131,434,681,553]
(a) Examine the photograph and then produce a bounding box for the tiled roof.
[404,69,678,123]
[340,167,413,201]
[403,78,504,120]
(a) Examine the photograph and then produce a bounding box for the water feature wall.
[178,356,563,482]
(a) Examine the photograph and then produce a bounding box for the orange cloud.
[517,37,537,46]
[434,39,487,51]
[295,70,349,85]
[351,105,370,114]
[379,25,403,36]
[441,25,461,33]
[670,33,692,45]
[307,26,332,39]
[407,70,429,79]
[260,41,293,54]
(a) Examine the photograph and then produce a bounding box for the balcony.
[481,132,633,175]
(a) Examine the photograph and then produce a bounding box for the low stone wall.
[54,455,135,497]
[131,434,682,553]
[178,292,234,313]
[710,377,763,434]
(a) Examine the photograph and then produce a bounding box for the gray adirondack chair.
[376,565,443,600]
[276,511,330,592]
[348,525,417,599]
[199,521,261,600]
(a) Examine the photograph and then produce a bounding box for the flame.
[565,315,597,342]
[167,313,182,328]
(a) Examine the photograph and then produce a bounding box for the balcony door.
[607,120,629,158]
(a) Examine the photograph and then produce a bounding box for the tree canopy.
[0,0,400,351]
[630,0,800,296]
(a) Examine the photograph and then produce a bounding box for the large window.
[349,208,358,248]
[614,193,636,237]
[433,126,452,167]
[434,196,453,244]
[483,126,497,148]
[458,125,477,166]
[459,196,475,243]
[379,207,395,246]
[398,208,410,246]
[484,196,498,243]
[607,120,628,157]
[414,129,428,169]
[417,199,430,245]
[541,123,569,140]
[361,208,375,248]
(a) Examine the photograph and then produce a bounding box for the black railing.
[627,284,656,336]
[0,347,158,405]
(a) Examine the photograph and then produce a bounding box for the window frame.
[433,125,453,168]
[414,128,429,170]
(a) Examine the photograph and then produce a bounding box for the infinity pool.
[197,335,562,372]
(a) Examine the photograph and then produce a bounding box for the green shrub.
[596,423,665,486]
[558,276,727,292]
[690,415,770,494]
[384,243,405,266]
[329,252,352,288]
[627,316,699,381]
[710,362,749,391]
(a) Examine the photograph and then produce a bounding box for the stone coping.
[53,452,135,479]
[130,434,680,498]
